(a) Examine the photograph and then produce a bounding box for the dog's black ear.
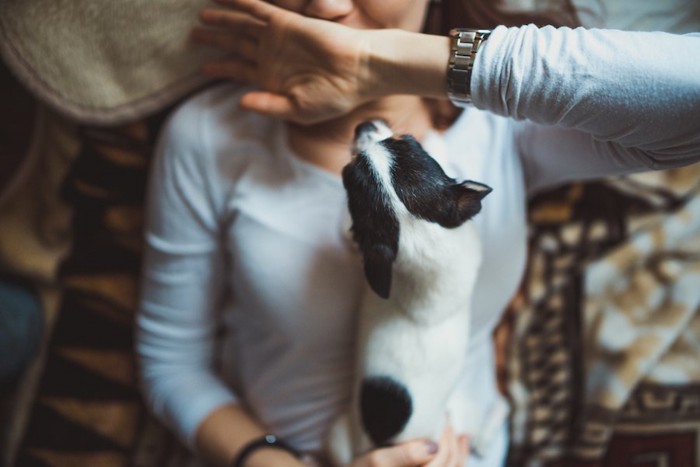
[449,180,492,223]
[343,158,399,299]
[363,244,394,299]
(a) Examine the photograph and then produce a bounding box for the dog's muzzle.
[353,119,393,154]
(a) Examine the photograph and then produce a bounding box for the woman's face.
[271,0,432,32]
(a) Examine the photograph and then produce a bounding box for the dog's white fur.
[328,121,487,464]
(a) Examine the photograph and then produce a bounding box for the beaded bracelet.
[232,434,302,467]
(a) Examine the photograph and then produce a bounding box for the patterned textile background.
[2,1,699,465]
[6,109,200,466]
[506,170,700,466]
[504,1,700,465]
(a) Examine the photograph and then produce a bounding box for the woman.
[136,0,700,466]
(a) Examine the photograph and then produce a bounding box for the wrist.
[232,434,303,467]
[365,29,451,100]
[241,446,305,467]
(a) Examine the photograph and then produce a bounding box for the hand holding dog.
[345,424,469,467]
[192,0,450,124]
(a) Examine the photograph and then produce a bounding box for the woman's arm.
[139,99,315,466]
[138,94,273,467]
[472,25,700,192]
[191,0,450,124]
[193,0,700,178]
[195,404,303,466]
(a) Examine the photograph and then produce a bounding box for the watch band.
[232,434,302,467]
[447,28,492,107]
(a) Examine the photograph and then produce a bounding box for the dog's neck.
[394,216,467,274]
[391,219,480,324]
[285,96,435,175]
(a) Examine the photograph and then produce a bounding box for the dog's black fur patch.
[343,128,491,299]
[384,136,491,228]
[342,156,399,299]
[360,376,413,446]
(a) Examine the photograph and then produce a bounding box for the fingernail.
[425,440,439,455]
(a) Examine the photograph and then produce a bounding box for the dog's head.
[342,119,492,299]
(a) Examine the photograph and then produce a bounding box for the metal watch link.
[447,28,492,107]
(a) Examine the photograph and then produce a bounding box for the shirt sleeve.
[136,97,237,448]
[472,25,700,194]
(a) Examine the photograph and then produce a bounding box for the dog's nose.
[352,119,393,154]
[354,121,378,139]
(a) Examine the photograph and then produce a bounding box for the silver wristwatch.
[447,28,492,107]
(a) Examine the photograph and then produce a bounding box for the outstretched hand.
[192,0,451,125]
[192,0,373,124]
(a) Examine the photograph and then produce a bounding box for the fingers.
[192,27,257,57]
[195,7,262,60]
[201,59,256,83]
[360,439,439,467]
[239,92,296,120]
[424,424,452,467]
[212,0,283,21]
[348,425,469,467]
[199,8,265,36]
[424,423,470,467]
[458,435,470,466]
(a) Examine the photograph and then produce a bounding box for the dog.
[328,120,492,465]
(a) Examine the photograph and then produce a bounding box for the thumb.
[239,91,296,120]
[371,439,439,467]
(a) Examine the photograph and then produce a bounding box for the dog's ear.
[343,158,399,299]
[448,180,492,224]
[362,244,394,299]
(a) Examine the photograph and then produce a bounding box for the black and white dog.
[329,120,492,464]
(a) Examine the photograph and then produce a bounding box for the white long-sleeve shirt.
[136,25,700,464]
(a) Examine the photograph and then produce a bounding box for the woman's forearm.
[196,403,305,467]
[363,29,451,101]
[194,0,700,151]
[474,26,700,163]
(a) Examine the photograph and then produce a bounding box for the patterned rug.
[507,169,700,467]
[12,113,192,466]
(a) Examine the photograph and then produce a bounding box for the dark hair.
[424,0,581,35]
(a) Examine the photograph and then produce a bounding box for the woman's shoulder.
[163,82,276,152]
[151,84,284,216]
[155,83,282,186]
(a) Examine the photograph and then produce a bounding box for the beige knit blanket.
[0,0,226,125]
